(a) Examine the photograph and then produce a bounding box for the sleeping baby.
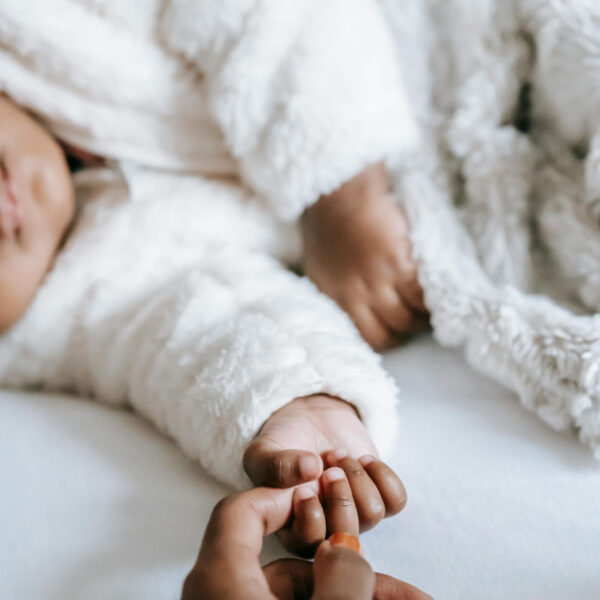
[0,0,426,556]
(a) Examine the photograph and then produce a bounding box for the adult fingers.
[327,451,385,532]
[200,487,295,557]
[311,539,375,600]
[359,456,407,517]
[263,559,313,600]
[263,556,435,600]
[183,487,296,599]
[263,555,435,600]
[322,467,359,536]
[244,439,323,488]
[373,573,434,600]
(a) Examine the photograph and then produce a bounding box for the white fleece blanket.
[1,0,600,476]
[388,0,600,458]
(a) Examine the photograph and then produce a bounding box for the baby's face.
[0,97,75,332]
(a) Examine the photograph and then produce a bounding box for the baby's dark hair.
[66,153,87,174]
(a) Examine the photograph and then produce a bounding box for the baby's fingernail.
[328,532,362,553]
[359,455,376,467]
[323,467,345,483]
[295,486,315,501]
[300,454,322,478]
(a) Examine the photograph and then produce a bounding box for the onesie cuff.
[194,320,400,490]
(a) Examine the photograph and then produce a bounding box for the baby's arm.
[302,163,429,350]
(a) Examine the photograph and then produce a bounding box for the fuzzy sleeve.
[160,0,418,220]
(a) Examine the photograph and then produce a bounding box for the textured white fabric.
[160,0,417,219]
[2,338,599,600]
[381,0,600,458]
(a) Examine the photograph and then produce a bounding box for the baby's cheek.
[35,156,75,232]
[0,284,29,332]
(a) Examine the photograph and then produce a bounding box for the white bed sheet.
[1,335,599,600]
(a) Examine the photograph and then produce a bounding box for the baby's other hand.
[302,163,429,350]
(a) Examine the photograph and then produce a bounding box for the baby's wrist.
[302,163,388,229]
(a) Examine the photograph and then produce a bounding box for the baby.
[0,94,427,553]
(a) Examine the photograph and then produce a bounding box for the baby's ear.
[243,441,323,488]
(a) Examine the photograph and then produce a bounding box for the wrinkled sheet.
[1,336,599,600]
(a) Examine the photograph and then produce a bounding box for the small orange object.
[328,532,362,554]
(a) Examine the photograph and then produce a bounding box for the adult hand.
[181,468,432,599]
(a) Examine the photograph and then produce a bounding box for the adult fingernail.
[328,532,362,553]
[300,454,321,478]
[359,455,376,467]
[323,467,345,483]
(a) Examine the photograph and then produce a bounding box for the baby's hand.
[243,394,407,556]
[302,163,429,350]
[279,456,407,556]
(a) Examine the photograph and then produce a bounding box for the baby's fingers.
[278,487,326,557]
[322,467,360,536]
[346,303,396,351]
[359,455,407,517]
[327,451,385,532]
